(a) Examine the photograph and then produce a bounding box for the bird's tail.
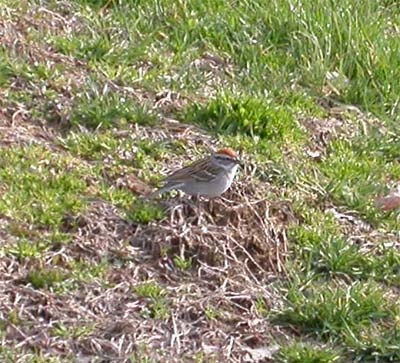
[144,183,180,200]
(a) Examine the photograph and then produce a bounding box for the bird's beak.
[235,158,243,167]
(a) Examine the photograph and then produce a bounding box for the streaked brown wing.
[164,157,218,183]
[188,163,220,182]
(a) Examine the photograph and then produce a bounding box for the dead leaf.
[116,175,152,195]
[375,186,400,211]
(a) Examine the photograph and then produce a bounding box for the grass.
[0,0,399,362]
[70,91,158,129]
[182,94,306,141]
[276,280,394,337]
[135,281,170,319]
[274,280,400,361]
[0,145,89,229]
[277,343,342,363]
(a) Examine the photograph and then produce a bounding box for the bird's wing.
[163,157,220,183]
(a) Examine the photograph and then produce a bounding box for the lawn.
[0,0,399,362]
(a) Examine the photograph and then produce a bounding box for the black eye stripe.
[216,155,234,160]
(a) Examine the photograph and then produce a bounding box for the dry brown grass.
[0,178,292,362]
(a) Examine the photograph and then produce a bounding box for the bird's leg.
[184,195,204,225]
[208,197,215,214]
[193,194,204,225]
[185,194,198,210]
[183,194,199,222]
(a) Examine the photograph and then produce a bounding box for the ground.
[0,1,399,362]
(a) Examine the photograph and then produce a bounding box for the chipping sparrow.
[147,148,240,199]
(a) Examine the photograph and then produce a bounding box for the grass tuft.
[25,268,70,290]
[71,92,157,129]
[277,343,341,363]
[275,280,397,343]
[0,146,90,229]
[126,200,165,224]
[183,94,304,143]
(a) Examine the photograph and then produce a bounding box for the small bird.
[147,148,240,199]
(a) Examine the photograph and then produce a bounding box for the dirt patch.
[299,100,390,161]
[190,51,236,99]
[325,205,400,251]
[0,107,57,147]
[299,115,358,160]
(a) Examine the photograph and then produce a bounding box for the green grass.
[134,281,166,299]
[135,281,170,319]
[320,137,400,228]
[290,214,400,285]
[1,0,400,361]
[40,0,400,125]
[0,146,89,229]
[173,255,193,270]
[25,268,70,290]
[182,94,305,141]
[70,91,158,129]
[22,260,108,292]
[275,280,400,360]
[277,281,394,337]
[52,322,93,339]
[277,343,341,363]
